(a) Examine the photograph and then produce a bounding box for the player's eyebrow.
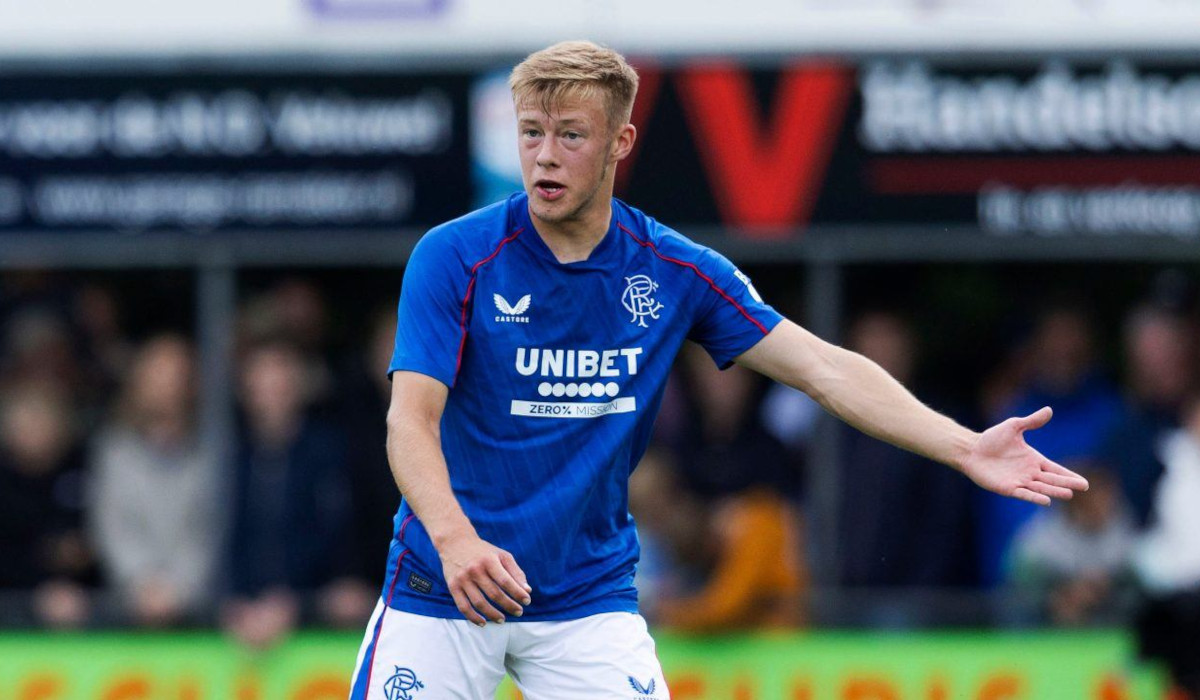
[517,116,588,127]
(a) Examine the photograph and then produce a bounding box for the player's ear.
[611,123,636,162]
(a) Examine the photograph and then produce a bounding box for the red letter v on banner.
[677,62,851,237]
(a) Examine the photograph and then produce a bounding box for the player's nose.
[535,137,559,168]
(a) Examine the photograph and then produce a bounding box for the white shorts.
[347,599,670,700]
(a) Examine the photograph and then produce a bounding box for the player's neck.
[529,202,612,265]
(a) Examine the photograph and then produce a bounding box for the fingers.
[463,582,506,625]
[1041,461,1090,491]
[489,557,531,608]
[479,564,526,617]
[1037,469,1089,492]
[447,550,532,627]
[448,585,488,627]
[1026,480,1075,501]
[1016,406,1053,432]
[1012,487,1051,506]
[499,551,533,599]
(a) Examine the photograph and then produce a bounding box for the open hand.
[438,533,532,626]
[960,406,1090,506]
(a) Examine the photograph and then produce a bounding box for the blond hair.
[509,40,639,132]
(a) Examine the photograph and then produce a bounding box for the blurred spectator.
[628,447,703,621]
[239,278,335,407]
[670,344,799,499]
[760,382,821,455]
[632,446,806,632]
[0,383,96,628]
[1,307,81,400]
[222,338,365,650]
[71,284,134,418]
[0,276,135,431]
[655,488,806,632]
[1133,394,1200,697]
[1007,461,1136,627]
[836,311,977,591]
[977,304,1123,586]
[88,334,222,627]
[641,347,806,632]
[1103,305,1195,527]
[335,307,402,585]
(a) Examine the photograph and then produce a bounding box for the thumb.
[1016,406,1053,432]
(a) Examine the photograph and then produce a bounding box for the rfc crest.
[622,275,663,328]
[383,666,424,700]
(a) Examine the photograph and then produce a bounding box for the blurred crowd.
[1,267,1199,692]
[0,272,397,649]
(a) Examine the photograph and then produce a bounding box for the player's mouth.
[535,180,566,201]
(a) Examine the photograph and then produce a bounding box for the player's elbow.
[788,344,851,408]
[748,321,842,402]
[386,405,439,446]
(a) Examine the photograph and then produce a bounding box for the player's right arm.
[387,227,531,627]
[386,370,532,626]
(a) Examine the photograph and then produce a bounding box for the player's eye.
[523,129,542,138]
[564,132,582,140]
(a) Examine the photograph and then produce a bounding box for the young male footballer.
[349,40,1089,699]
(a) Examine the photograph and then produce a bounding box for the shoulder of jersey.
[615,198,719,268]
[417,195,525,264]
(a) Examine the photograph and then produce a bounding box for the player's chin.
[530,200,571,223]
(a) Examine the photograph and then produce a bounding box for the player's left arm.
[734,319,1089,505]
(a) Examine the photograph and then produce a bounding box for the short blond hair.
[509,40,639,132]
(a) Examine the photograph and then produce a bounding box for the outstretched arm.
[387,371,532,625]
[735,320,1088,505]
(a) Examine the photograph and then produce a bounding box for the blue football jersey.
[383,193,783,621]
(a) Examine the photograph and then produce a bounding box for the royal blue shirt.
[384,193,783,621]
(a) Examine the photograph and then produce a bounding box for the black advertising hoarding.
[613,59,1200,240]
[0,72,471,233]
[5,60,1200,239]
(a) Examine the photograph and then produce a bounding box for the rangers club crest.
[621,275,663,328]
[383,666,423,700]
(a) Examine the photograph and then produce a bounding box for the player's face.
[516,96,633,229]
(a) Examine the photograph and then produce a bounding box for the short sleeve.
[688,249,784,368]
[389,231,470,388]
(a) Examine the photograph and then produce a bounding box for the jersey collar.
[511,193,621,271]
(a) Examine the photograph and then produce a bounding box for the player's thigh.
[348,600,508,700]
[506,612,669,700]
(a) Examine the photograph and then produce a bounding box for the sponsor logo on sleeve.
[733,268,764,303]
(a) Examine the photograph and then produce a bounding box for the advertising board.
[505,59,1200,240]
[7,59,1200,241]
[0,72,471,233]
[0,631,1166,699]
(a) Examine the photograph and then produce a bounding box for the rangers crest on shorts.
[383,666,423,700]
